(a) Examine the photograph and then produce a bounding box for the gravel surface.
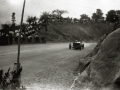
[0,43,96,90]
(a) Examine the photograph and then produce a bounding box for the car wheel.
[79,47,81,50]
[82,44,84,49]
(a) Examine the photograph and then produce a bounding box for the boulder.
[89,28,120,85]
[74,28,120,90]
[86,34,107,57]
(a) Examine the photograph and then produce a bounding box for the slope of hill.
[38,22,113,42]
[71,28,120,90]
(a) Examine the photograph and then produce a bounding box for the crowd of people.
[0,22,47,46]
[0,33,12,45]
[0,31,42,46]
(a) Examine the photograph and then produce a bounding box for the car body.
[69,41,84,50]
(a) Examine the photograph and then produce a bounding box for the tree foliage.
[39,12,50,22]
[116,10,120,16]
[92,9,103,21]
[80,14,89,19]
[26,16,37,25]
[1,23,10,33]
[96,9,103,18]
[39,12,50,32]
[106,10,119,23]
[92,13,98,21]
[52,9,68,17]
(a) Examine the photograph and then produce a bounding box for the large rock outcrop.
[73,28,120,90]
[89,28,120,85]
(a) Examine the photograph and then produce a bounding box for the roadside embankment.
[70,28,120,90]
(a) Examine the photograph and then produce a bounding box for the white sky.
[0,0,120,25]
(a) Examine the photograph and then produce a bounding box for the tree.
[116,10,120,19]
[52,9,68,17]
[26,16,34,25]
[33,16,37,23]
[106,10,119,23]
[116,10,120,15]
[26,15,38,32]
[39,12,50,32]
[39,12,49,22]
[96,9,103,19]
[80,14,89,19]
[1,23,10,33]
[52,9,68,21]
[92,9,103,21]
[106,10,120,31]
[92,13,98,21]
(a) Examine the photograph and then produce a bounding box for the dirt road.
[0,43,96,90]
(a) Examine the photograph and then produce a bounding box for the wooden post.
[17,0,26,72]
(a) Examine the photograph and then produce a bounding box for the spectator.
[28,35,32,43]
[35,34,39,43]
[9,33,13,45]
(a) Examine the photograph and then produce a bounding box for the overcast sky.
[0,0,120,26]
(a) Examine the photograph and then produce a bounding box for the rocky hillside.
[38,22,113,42]
[71,28,120,90]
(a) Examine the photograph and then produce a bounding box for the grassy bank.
[38,22,113,42]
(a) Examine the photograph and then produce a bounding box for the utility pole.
[17,0,26,72]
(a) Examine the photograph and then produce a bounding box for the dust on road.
[0,43,96,90]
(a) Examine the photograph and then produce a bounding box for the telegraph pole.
[17,0,26,72]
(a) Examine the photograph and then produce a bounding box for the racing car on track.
[69,40,84,50]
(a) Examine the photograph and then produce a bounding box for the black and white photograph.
[0,0,120,90]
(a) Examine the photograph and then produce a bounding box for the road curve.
[0,43,96,90]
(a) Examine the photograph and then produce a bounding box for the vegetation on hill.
[1,8,119,44]
[38,22,113,42]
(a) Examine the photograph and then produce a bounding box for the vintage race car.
[69,41,84,50]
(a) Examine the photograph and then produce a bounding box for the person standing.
[9,33,13,45]
[28,35,32,43]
